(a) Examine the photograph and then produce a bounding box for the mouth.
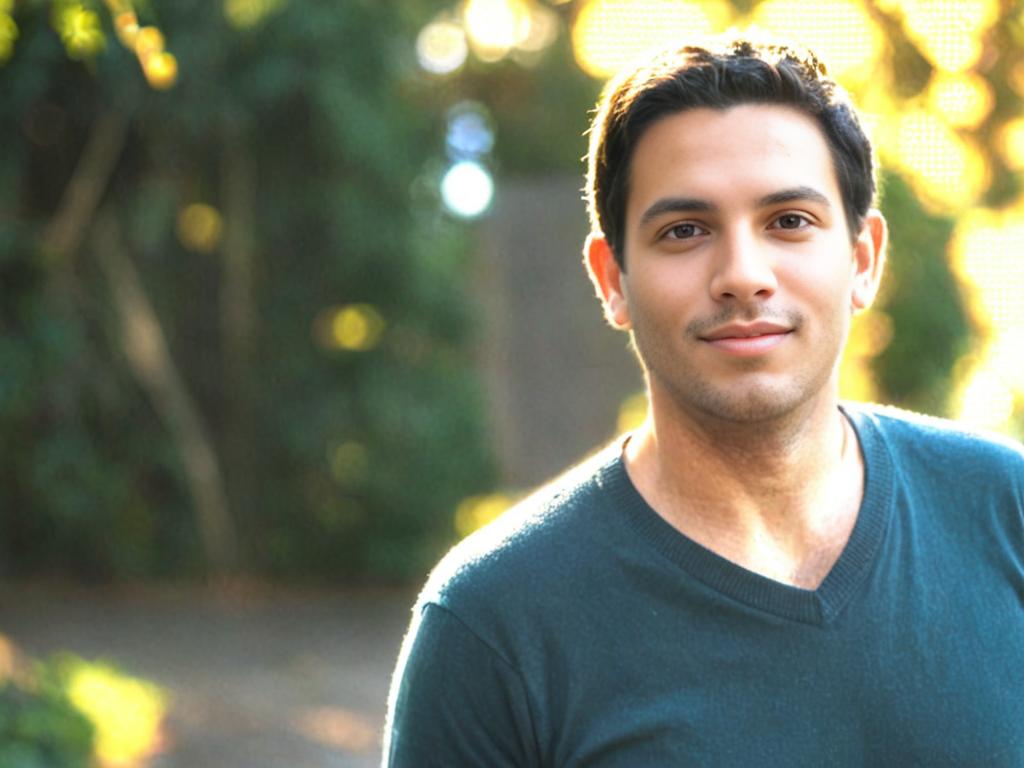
[699,321,793,356]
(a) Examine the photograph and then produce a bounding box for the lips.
[699,321,792,356]
[700,321,792,341]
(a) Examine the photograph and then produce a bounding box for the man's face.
[588,104,885,424]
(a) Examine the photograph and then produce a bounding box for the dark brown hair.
[585,38,876,268]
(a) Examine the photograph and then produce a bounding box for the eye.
[664,222,707,240]
[772,213,812,230]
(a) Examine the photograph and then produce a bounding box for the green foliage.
[0,677,94,768]
[0,0,496,581]
[873,173,973,415]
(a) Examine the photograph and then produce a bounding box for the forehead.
[625,104,841,222]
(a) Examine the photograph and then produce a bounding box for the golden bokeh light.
[956,368,1016,430]
[572,0,732,79]
[65,659,167,766]
[512,2,560,63]
[839,311,891,403]
[325,304,386,352]
[463,0,533,61]
[900,0,997,72]
[144,50,178,89]
[454,493,514,538]
[0,12,16,65]
[176,203,223,253]
[133,24,163,60]
[748,0,881,87]
[1009,60,1024,99]
[616,390,647,434]
[114,10,139,46]
[950,206,1024,426]
[52,3,106,59]
[988,332,1024,391]
[223,0,286,30]
[997,117,1024,170]
[892,111,988,209]
[951,207,1024,336]
[416,18,469,74]
[926,72,994,130]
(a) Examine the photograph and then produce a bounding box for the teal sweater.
[385,405,1024,766]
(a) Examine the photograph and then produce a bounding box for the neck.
[624,388,862,588]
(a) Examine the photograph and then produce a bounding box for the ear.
[584,233,631,329]
[850,209,887,312]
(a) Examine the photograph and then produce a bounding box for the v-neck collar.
[597,404,894,626]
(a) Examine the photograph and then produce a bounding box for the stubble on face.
[618,105,862,430]
[631,295,851,426]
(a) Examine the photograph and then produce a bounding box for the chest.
[532,562,1024,767]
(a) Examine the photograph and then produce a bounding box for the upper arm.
[383,602,540,768]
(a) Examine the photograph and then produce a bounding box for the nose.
[708,228,778,303]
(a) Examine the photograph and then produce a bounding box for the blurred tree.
[872,172,972,416]
[0,0,496,580]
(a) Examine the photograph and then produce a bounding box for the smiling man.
[383,39,1024,766]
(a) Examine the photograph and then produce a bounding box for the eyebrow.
[757,186,832,209]
[638,197,714,226]
[638,186,832,227]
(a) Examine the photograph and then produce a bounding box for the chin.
[663,374,826,425]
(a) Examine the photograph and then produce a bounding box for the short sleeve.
[383,602,540,767]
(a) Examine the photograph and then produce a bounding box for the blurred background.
[1,0,1022,765]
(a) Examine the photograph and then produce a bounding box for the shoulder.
[415,442,623,628]
[846,401,1024,482]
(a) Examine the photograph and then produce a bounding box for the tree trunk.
[220,138,257,541]
[92,211,239,574]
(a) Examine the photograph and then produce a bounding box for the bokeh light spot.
[416,18,468,74]
[952,208,1024,337]
[454,493,514,538]
[616,391,648,434]
[749,0,881,86]
[176,203,223,253]
[900,0,997,72]
[441,160,494,218]
[133,25,164,61]
[997,117,1024,170]
[52,4,106,60]
[927,72,994,129]
[224,0,286,29]
[64,658,167,766]
[0,12,18,64]
[328,304,386,352]
[951,207,1024,421]
[839,311,892,402]
[114,10,139,47]
[957,368,1015,429]
[894,111,988,209]
[515,3,559,55]
[463,0,533,61]
[446,102,495,159]
[572,0,731,79]
[144,51,178,90]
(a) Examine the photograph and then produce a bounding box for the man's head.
[586,38,876,268]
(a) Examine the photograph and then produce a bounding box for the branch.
[91,209,240,574]
[41,109,129,261]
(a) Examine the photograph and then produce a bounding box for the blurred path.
[0,583,417,768]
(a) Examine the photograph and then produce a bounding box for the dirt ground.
[0,582,418,768]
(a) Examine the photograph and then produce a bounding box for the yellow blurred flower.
[0,13,17,65]
[63,658,167,765]
[144,50,178,89]
[52,3,106,60]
